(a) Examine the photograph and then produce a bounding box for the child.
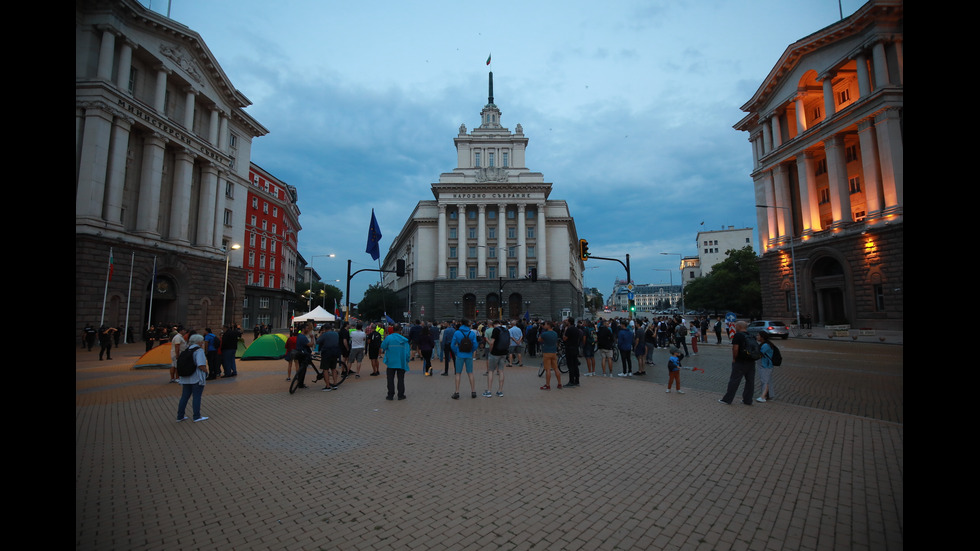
[666,347,685,394]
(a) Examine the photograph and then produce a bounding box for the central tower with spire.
[479,71,502,129]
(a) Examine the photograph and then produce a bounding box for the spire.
[488,71,494,104]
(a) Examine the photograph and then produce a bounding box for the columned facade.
[76,0,268,337]
[735,0,903,329]
[380,73,584,322]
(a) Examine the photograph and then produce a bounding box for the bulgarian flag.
[107,248,115,282]
[486,53,491,66]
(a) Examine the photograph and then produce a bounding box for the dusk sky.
[144,0,866,308]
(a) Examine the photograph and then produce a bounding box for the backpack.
[677,325,688,337]
[491,327,510,355]
[741,333,763,361]
[176,346,199,377]
[457,329,473,353]
[767,343,783,366]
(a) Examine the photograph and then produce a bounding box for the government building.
[734,0,903,329]
[380,73,585,322]
[76,0,266,336]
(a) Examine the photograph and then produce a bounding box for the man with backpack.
[719,321,759,406]
[450,319,479,399]
[176,333,209,423]
[484,320,509,397]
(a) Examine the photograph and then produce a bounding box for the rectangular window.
[249,233,256,246]
[468,267,476,279]
[489,247,496,258]
[845,145,859,163]
[488,152,495,167]
[488,210,496,219]
[250,215,257,226]
[252,197,258,209]
[489,266,496,279]
[449,246,457,259]
[468,227,476,239]
[449,227,457,239]
[527,245,535,258]
[468,210,477,220]
[128,67,138,93]
[508,246,517,258]
[507,210,516,219]
[258,273,264,286]
[508,227,516,239]
[474,152,481,167]
[261,237,267,250]
[874,284,885,311]
[225,182,235,198]
[488,227,496,239]
[263,202,269,214]
[527,226,535,239]
[224,209,233,226]
[259,297,270,309]
[468,246,477,258]
[849,176,861,193]
[836,88,851,105]
[260,254,266,269]
[502,152,508,168]
[449,266,457,279]
[248,251,255,266]
[508,266,517,279]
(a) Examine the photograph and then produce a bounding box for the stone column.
[498,204,506,278]
[116,39,134,92]
[76,105,114,223]
[183,88,197,131]
[855,52,872,98]
[457,204,466,278]
[437,204,447,279]
[795,93,808,133]
[760,118,772,156]
[198,163,219,248]
[135,133,167,236]
[770,112,782,149]
[874,107,904,212]
[517,204,527,276]
[104,115,133,228]
[537,202,547,278]
[96,26,116,81]
[857,118,884,219]
[209,108,220,146]
[153,66,170,114]
[824,134,852,226]
[477,204,487,277]
[872,40,890,89]
[796,151,820,234]
[218,114,229,151]
[169,148,195,245]
[773,164,791,239]
[753,174,771,252]
[821,75,835,121]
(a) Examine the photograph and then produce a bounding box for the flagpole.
[147,256,157,330]
[101,247,112,326]
[124,252,134,344]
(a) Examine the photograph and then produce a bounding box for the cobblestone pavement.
[76,337,903,550]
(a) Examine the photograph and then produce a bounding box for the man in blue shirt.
[450,319,479,399]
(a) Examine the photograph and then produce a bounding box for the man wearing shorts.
[596,319,615,377]
[450,319,479,399]
[507,320,524,367]
[349,323,366,377]
[484,320,509,397]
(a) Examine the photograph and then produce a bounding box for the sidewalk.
[76,339,903,550]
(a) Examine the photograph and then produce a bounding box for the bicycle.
[538,341,569,377]
[289,352,349,394]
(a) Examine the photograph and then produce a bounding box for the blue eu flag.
[366,209,382,260]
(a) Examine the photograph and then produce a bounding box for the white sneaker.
[617,373,627,377]
[665,389,671,393]
[677,390,685,394]
[193,416,209,423]
[756,397,766,403]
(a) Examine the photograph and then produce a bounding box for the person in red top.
[284,328,298,381]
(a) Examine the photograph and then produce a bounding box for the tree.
[297,282,343,312]
[357,283,400,321]
[684,246,761,315]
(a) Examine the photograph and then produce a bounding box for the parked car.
[746,320,789,339]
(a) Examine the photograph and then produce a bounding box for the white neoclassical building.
[734,0,902,329]
[381,72,584,322]
[76,0,266,335]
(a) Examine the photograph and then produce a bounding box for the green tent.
[241,333,287,360]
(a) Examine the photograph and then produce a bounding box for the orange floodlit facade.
[735,0,903,329]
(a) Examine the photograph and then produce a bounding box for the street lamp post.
[660,252,683,314]
[756,204,801,329]
[221,243,241,327]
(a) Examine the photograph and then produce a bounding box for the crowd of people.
[84,313,778,423]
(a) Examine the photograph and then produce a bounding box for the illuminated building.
[380,72,585,322]
[76,0,266,334]
[734,0,902,329]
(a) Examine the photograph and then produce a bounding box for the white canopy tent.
[292,305,337,323]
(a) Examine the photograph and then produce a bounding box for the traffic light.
[529,267,538,282]
[628,298,636,313]
[579,239,589,261]
[396,259,405,277]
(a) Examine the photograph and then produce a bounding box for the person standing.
[98,325,117,361]
[176,334,209,423]
[484,320,509,397]
[538,321,562,390]
[284,329,298,382]
[756,332,776,403]
[689,321,700,355]
[143,325,157,352]
[720,320,757,405]
[714,316,723,344]
[450,319,479,399]
[508,320,524,367]
[316,323,343,391]
[381,323,410,400]
[204,327,221,380]
[348,323,367,378]
[220,324,241,378]
[419,323,435,375]
[441,321,456,376]
[169,327,190,383]
[367,323,383,376]
[616,323,633,377]
[665,346,685,394]
[563,318,582,387]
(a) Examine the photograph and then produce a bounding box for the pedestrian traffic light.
[628,299,636,313]
[529,267,538,282]
[396,259,405,277]
[579,239,589,261]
